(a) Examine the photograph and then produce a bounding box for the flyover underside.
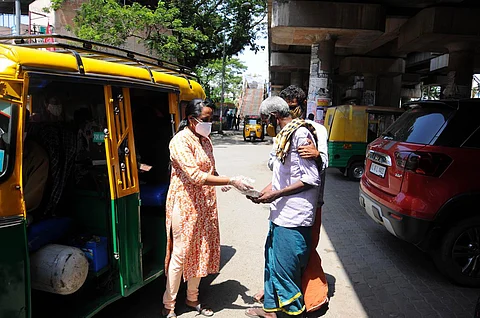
[268,0,480,111]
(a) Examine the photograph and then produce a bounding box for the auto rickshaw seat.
[27,217,74,252]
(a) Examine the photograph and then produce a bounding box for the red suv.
[359,99,480,286]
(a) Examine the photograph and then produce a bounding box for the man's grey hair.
[259,96,290,118]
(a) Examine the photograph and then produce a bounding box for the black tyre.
[347,162,364,181]
[433,217,480,287]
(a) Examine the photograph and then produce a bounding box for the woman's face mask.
[194,118,212,137]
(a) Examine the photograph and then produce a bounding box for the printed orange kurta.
[165,128,220,282]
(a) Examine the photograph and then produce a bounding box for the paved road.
[98,132,479,318]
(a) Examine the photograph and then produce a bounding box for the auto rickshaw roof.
[0,34,205,101]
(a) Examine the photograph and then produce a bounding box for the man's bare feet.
[245,307,277,317]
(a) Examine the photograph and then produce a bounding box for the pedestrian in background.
[246,96,320,318]
[162,99,252,318]
[235,115,240,130]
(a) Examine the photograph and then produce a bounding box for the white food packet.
[231,176,261,198]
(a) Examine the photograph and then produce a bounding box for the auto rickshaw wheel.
[348,162,364,181]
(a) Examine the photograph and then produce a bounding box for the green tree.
[421,84,441,100]
[70,0,267,69]
[196,57,247,102]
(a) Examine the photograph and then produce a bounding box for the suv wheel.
[348,162,364,181]
[433,217,480,287]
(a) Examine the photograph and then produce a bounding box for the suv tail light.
[395,151,452,177]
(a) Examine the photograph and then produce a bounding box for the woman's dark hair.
[177,98,214,131]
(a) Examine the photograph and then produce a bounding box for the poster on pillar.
[316,108,324,125]
[363,90,375,106]
[307,74,330,120]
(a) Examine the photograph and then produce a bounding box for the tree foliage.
[196,57,247,102]
[70,0,267,69]
[421,84,441,100]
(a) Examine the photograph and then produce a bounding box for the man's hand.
[298,139,320,159]
[256,189,279,203]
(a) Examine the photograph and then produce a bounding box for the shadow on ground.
[321,168,480,317]
[96,245,245,317]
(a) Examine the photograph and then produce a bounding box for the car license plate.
[370,162,386,178]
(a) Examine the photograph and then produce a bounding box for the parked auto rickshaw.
[324,105,404,180]
[243,115,264,141]
[0,34,205,318]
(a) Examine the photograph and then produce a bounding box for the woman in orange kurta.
[162,99,251,318]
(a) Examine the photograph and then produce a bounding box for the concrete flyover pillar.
[362,75,377,106]
[307,35,337,122]
[290,71,303,88]
[444,43,474,99]
[376,75,402,107]
[271,85,283,97]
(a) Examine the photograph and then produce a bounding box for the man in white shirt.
[254,86,330,314]
[246,96,320,318]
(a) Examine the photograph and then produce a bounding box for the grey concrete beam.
[339,57,405,76]
[270,71,292,87]
[422,75,449,86]
[401,73,421,85]
[271,1,385,47]
[398,7,480,53]
[357,17,408,55]
[270,52,310,71]
[270,44,290,52]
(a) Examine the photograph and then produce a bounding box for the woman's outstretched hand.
[221,186,232,192]
[229,176,254,192]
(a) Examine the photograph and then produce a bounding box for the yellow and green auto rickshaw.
[0,34,205,318]
[324,105,404,180]
[243,115,264,141]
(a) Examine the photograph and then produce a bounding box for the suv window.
[463,127,480,149]
[382,105,453,144]
[434,102,480,147]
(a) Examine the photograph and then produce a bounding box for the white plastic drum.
[30,244,89,295]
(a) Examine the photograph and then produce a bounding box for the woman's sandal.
[186,303,214,317]
[161,308,177,318]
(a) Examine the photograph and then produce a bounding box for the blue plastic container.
[77,236,108,272]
